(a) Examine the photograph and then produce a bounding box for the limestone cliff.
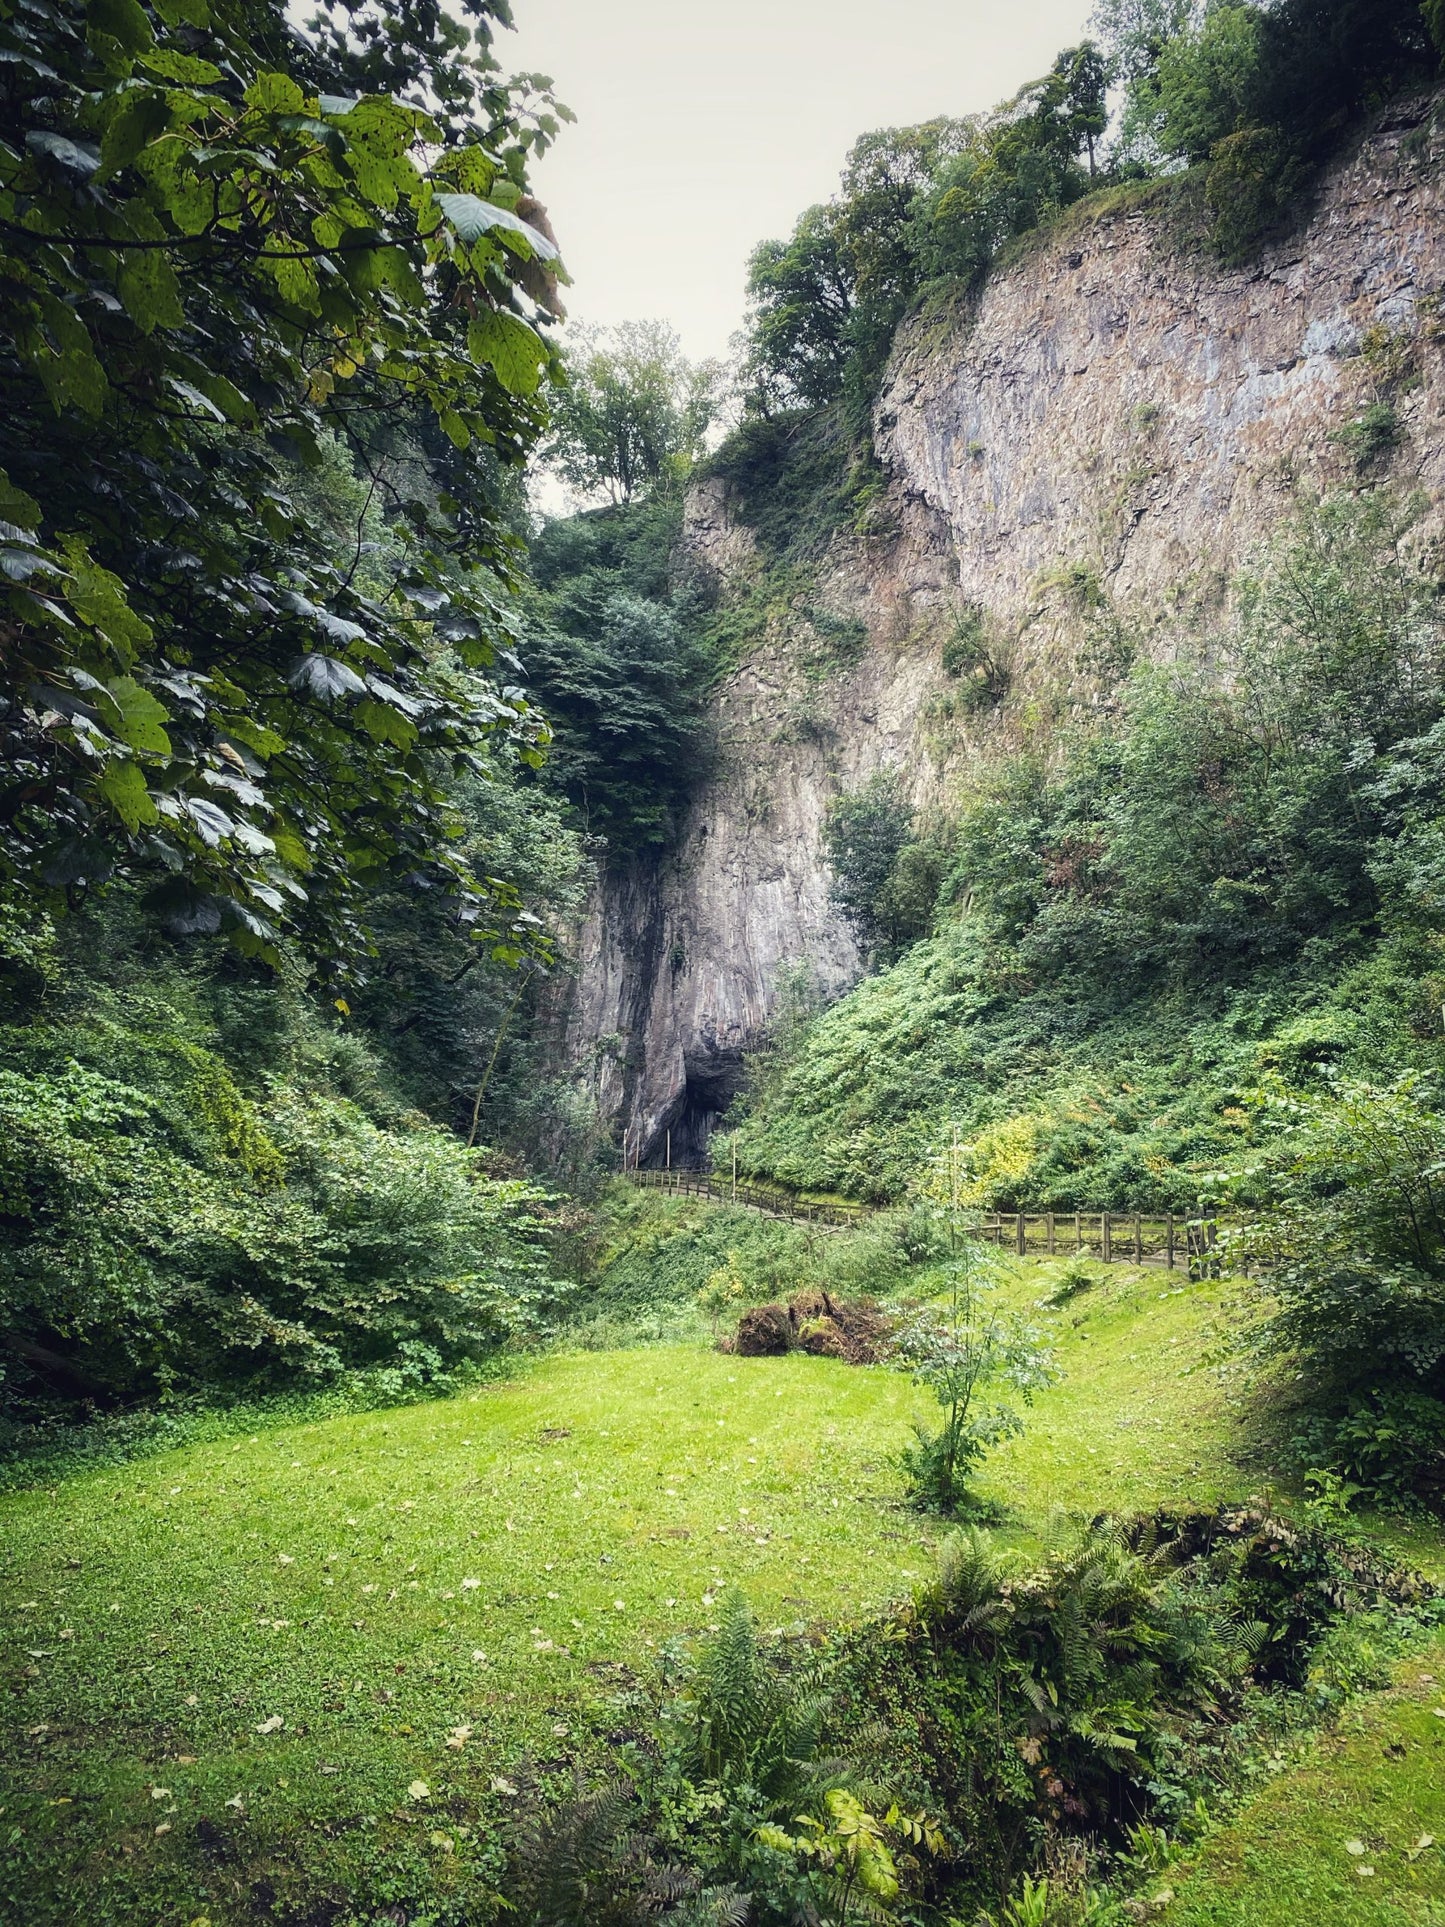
[561,97,1445,1166]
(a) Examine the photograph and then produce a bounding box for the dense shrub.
[1234,1071,1445,1497]
[0,897,561,1412]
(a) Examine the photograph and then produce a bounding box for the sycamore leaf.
[137,45,221,82]
[288,653,366,700]
[60,539,152,657]
[466,310,548,397]
[354,698,418,748]
[101,675,171,753]
[245,71,305,115]
[434,193,559,259]
[100,89,172,176]
[86,0,154,51]
[118,250,184,334]
[99,757,158,829]
[26,131,101,178]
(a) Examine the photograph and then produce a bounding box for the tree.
[0,0,571,973]
[744,120,968,415]
[895,1131,1053,1512]
[544,320,723,505]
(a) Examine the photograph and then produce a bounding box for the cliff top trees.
[0,0,570,970]
[544,320,724,506]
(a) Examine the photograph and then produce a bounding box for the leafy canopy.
[0,0,572,970]
[544,320,725,506]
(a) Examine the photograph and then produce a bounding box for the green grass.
[0,1347,940,1924]
[1167,1633,1445,1924]
[0,1255,1432,1923]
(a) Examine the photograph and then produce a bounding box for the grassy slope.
[0,1259,1435,1922]
[1167,1633,1445,1924]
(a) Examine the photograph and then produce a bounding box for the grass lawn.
[0,1346,941,1924]
[1166,1633,1445,1924]
[0,1256,1411,1924]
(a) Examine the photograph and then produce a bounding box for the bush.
[1235,1070,1445,1499]
[0,900,561,1411]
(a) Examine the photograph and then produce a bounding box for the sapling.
[895,1129,1054,1514]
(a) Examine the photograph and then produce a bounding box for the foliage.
[0,889,561,1411]
[744,53,1111,420]
[0,0,573,969]
[894,1138,1054,1513]
[824,772,945,963]
[1095,0,1438,255]
[1232,1070,1445,1499]
[545,320,725,505]
[729,494,1445,1205]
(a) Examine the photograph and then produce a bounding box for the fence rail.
[624,1167,868,1228]
[624,1171,1226,1272]
[979,1210,1222,1273]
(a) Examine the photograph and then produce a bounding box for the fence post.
[1075,1209,1082,1253]
[1102,1213,1112,1262]
[1016,1211,1026,1257]
[665,1129,670,1174]
[1047,1210,1055,1255]
[1166,1213,1174,1271]
[731,1139,737,1204]
[1134,1213,1142,1263]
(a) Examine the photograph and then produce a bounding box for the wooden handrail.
[621,1171,1229,1271]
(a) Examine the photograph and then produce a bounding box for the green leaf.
[434,192,559,259]
[101,675,172,753]
[87,0,154,52]
[221,719,286,760]
[98,757,158,829]
[150,0,209,24]
[438,408,471,449]
[34,294,108,417]
[467,310,548,397]
[378,246,425,306]
[99,87,172,175]
[245,71,305,115]
[0,471,41,531]
[354,698,419,748]
[268,253,321,314]
[59,538,152,658]
[117,249,184,334]
[137,46,222,83]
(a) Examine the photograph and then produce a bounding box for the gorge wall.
[561,96,1445,1167]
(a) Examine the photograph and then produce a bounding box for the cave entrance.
[646,1050,744,1169]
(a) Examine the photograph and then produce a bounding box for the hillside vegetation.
[5,0,1445,1923]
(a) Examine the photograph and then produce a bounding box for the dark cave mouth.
[645,1055,744,1169]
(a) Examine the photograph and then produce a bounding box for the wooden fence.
[624,1171,1225,1271]
[979,1210,1221,1274]
[624,1167,868,1228]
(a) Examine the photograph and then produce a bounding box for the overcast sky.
[502,0,1096,367]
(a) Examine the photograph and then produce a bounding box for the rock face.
[562,98,1445,1165]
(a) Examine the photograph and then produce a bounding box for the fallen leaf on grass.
[446,1724,472,1750]
[408,1780,430,1802]
[255,1716,284,1735]
[1407,1834,1437,1862]
[489,1777,518,1797]
[1345,1840,1367,1856]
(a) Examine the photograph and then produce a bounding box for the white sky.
[502,0,1096,366]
